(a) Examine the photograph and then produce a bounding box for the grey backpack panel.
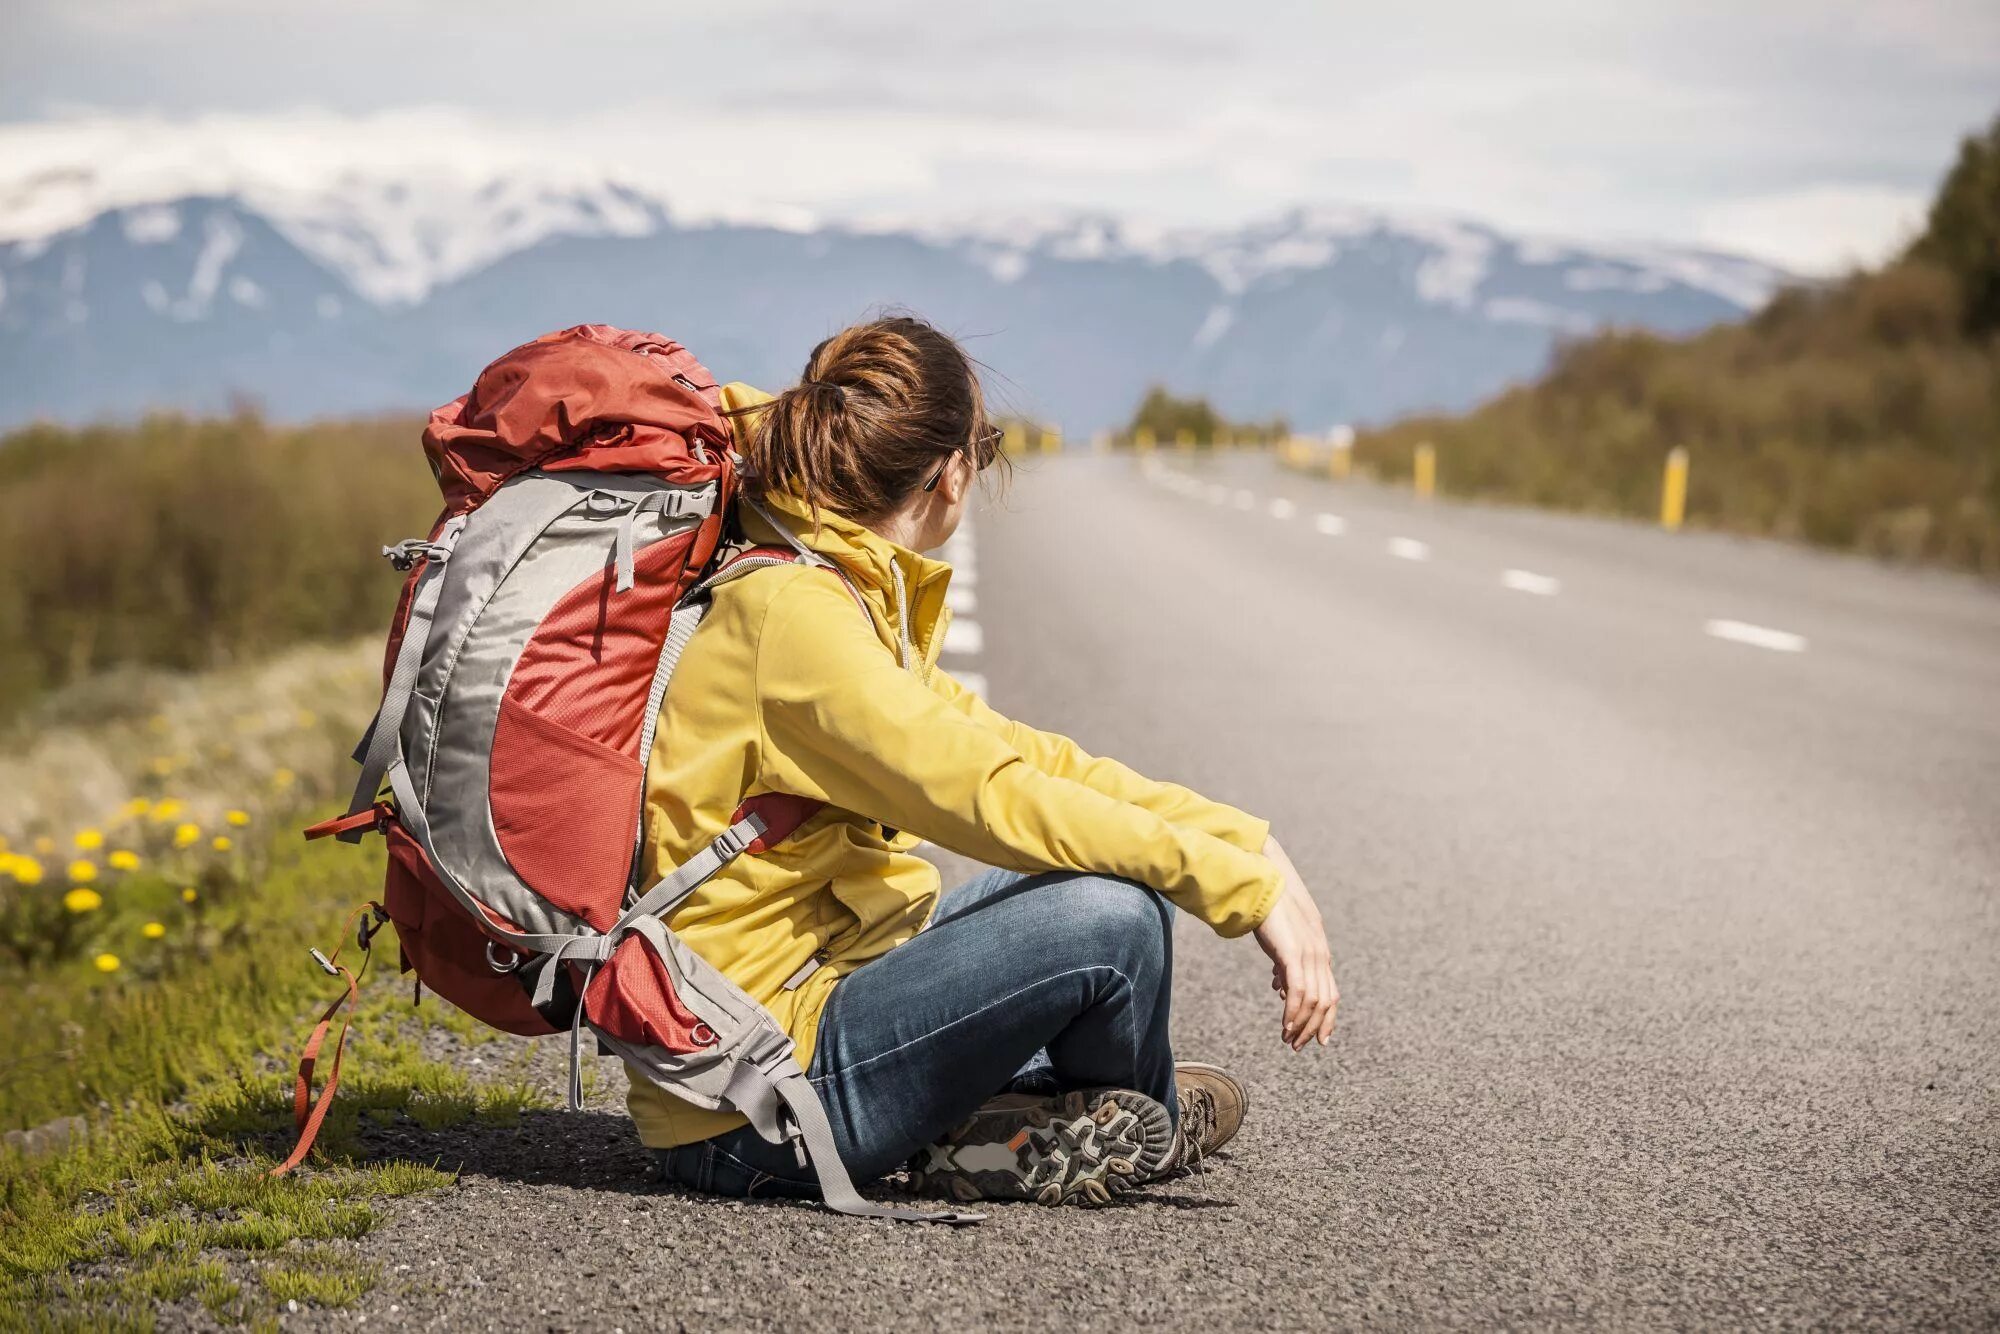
[412,472,705,938]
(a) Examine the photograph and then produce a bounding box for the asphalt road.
[326,451,2000,1331]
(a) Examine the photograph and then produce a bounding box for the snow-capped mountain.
[0,166,1790,434]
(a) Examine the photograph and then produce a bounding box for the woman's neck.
[866,504,931,554]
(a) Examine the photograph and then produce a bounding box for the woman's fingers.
[1290,961,1321,1051]
[1318,964,1340,1044]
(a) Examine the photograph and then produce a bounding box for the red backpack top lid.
[421,324,732,515]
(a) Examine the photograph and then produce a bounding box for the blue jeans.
[654,867,1180,1200]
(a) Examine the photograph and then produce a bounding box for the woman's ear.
[938,451,974,507]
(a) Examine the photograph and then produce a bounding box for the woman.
[639,315,1338,1205]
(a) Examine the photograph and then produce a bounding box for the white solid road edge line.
[1268,498,1296,519]
[1387,537,1430,561]
[1704,619,1808,653]
[1314,512,1347,536]
[1500,568,1561,596]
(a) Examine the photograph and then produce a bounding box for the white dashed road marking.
[1134,463,1822,660]
[1704,619,1807,653]
[944,619,985,655]
[1500,569,1561,596]
[1387,537,1431,562]
[941,521,987,696]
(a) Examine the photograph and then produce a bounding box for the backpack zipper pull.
[783,949,830,991]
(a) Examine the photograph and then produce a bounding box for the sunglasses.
[922,425,1005,493]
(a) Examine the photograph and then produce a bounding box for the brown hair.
[730,315,1007,524]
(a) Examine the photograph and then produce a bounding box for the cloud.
[0,1,1993,273]
[1695,185,1930,273]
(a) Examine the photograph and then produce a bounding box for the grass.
[0,644,554,1329]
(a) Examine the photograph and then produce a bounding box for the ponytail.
[729,315,1005,525]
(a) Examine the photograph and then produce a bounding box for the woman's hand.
[1252,835,1339,1050]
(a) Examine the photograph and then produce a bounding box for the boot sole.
[909,1088,1175,1206]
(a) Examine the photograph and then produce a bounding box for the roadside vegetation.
[0,521,543,1327]
[0,408,435,722]
[1301,112,2000,576]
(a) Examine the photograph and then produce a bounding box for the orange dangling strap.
[268,902,384,1177]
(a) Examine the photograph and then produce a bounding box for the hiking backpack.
[284,324,975,1224]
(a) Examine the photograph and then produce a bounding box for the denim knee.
[1058,875,1173,976]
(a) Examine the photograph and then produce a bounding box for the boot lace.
[1164,1083,1218,1188]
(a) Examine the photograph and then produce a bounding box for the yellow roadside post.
[1414,442,1437,500]
[1134,426,1156,453]
[1328,424,1353,480]
[1661,447,1689,531]
[1003,422,1027,457]
[1175,429,1195,453]
[1041,425,1061,456]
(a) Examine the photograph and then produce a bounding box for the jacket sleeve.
[752,571,1281,938]
[930,668,1271,856]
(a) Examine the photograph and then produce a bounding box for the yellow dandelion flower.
[180,887,198,903]
[271,768,297,790]
[107,850,141,872]
[33,836,55,855]
[67,859,98,883]
[74,829,104,851]
[211,835,233,853]
[120,797,152,820]
[225,809,251,827]
[172,823,201,850]
[150,799,186,823]
[148,756,176,777]
[93,953,122,973]
[63,887,103,913]
[142,921,166,940]
[11,857,44,886]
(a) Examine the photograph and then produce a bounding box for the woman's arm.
[931,668,1269,854]
[753,570,1282,938]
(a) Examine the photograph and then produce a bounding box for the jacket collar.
[741,483,957,678]
[720,378,956,674]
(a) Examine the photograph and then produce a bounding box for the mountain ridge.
[0,183,1792,434]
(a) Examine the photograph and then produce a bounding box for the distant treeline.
[0,411,436,720]
[1351,112,2000,576]
[1123,386,1288,445]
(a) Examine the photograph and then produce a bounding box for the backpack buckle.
[381,539,439,572]
[356,904,389,952]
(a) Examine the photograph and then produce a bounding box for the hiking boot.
[907,1087,1175,1206]
[1159,1061,1248,1176]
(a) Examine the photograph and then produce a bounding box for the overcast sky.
[3,0,1996,273]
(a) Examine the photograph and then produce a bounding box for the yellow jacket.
[626,383,1282,1148]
